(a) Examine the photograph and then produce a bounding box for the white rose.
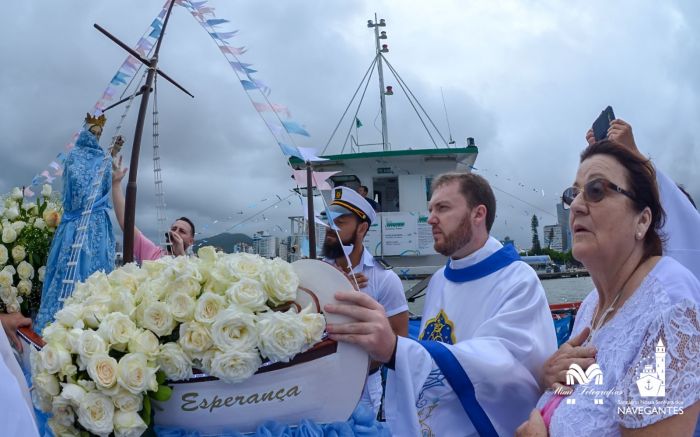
[193,348,217,373]
[109,286,135,316]
[42,323,69,346]
[97,313,137,350]
[34,217,46,230]
[48,417,80,436]
[194,291,226,324]
[232,253,267,280]
[59,382,86,407]
[77,392,115,436]
[226,278,268,311]
[30,349,45,375]
[4,206,19,221]
[6,299,20,313]
[38,265,46,282]
[75,330,107,369]
[300,304,326,345]
[157,342,192,381]
[167,290,196,322]
[138,300,176,337]
[42,184,53,198]
[209,349,262,384]
[0,270,13,288]
[51,396,75,428]
[178,321,213,355]
[17,260,34,280]
[263,258,299,305]
[11,245,26,263]
[107,264,144,292]
[26,204,39,218]
[165,276,201,298]
[198,246,218,263]
[0,286,15,307]
[113,409,148,437]
[1,226,17,244]
[17,279,32,295]
[210,308,258,351]
[82,304,110,329]
[117,353,158,395]
[11,220,26,233]
[87,354,119,391]
[10,187,23,200]
[127,329,159,359]
[112,388,143,413]
[34,372,61,396]
[55,304,83,328]
[32,386,53,413]
[41,343,72,374]
[257,310,307,363]
[0,244,7,265]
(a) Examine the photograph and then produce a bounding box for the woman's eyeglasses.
[562,178,636,209]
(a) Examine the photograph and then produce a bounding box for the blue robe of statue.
[35,130,115,333]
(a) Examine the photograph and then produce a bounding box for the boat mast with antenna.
[368,14,390,151]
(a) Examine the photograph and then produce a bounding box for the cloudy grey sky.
[1,0,698,249]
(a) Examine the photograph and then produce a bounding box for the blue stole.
[419,340,499,436]
[417,244,519,436]
[443,243,520,283]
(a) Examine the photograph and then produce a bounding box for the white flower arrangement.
[33,249,326,436]
[0,185,61,316]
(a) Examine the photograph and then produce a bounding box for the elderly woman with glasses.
[517,139,700,437]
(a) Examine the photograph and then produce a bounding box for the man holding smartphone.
[112,156,195,261]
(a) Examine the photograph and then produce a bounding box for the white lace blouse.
[537,256,700,436]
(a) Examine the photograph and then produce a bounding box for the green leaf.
[149,384,173,402]
[156,370,166,385]
[141,395,152,426]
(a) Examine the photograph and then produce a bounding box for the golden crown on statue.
[84,112,107,128]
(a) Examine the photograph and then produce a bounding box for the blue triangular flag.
[282,121,311,137]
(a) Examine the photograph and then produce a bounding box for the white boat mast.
[368,14,390,151]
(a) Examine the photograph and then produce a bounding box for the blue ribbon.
[443,244,520,283]
[61,193,110,222]
[419,340,498,436]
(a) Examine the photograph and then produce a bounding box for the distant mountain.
[194,232,253,253]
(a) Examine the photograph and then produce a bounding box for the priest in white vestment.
[326,172,558,436]
[0,313,39,437]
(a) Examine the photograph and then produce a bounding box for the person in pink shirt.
[112,156,195,262]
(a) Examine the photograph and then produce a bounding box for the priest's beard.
[434,215,473,257]
[322,229,355,259]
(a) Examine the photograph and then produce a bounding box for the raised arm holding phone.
[111,155,195,261]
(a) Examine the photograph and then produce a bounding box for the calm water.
[407,276,594,315]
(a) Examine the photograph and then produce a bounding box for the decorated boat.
[19,256,370,435]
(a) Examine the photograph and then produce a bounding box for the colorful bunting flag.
[282,121,310,137]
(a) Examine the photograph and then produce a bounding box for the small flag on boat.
[355,117,363,128]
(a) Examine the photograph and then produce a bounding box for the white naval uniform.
[325,247,408,415]
[385,237,558,436]
[0,329,39,437]
[656,167,700,280]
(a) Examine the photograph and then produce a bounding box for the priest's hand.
[324,291,396,363]
[0,312,32,353]
[542,327,596,392]
[516,409,548,437]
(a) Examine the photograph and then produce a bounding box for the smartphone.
[592,106,616,141]
[165,232,173,254]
